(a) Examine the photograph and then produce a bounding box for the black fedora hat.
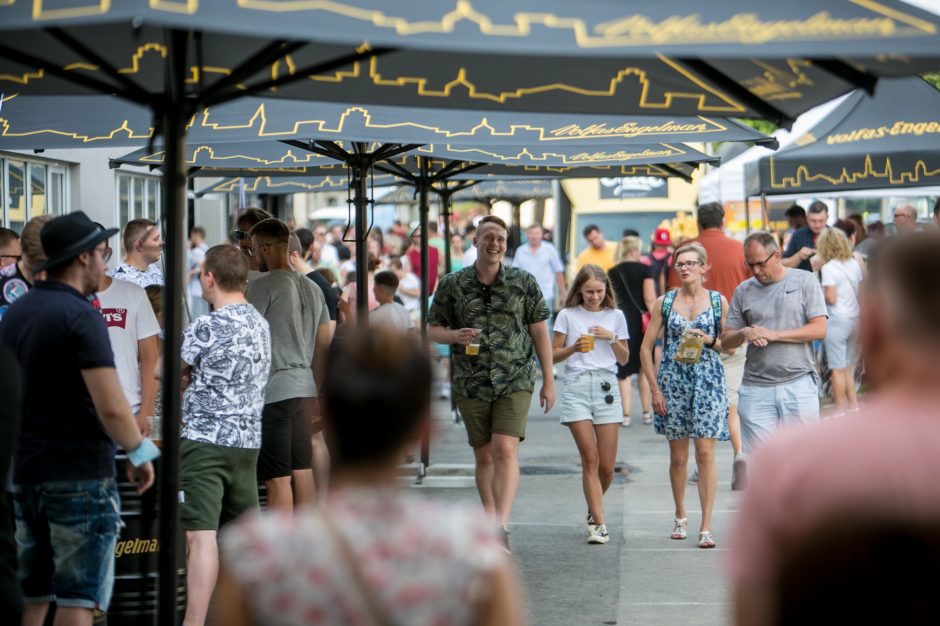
[36,211,119,272]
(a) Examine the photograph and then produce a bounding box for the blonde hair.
[675,241,709,266]
[565,264,616,310]
[816,227,853,263]
[619,235,642,260]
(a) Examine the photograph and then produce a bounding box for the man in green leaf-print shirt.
[429,216,554,545]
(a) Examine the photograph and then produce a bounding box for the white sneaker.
[732,454,748,491]
[588,523,609,544]
[586,512,596,535]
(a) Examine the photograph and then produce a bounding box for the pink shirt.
[728,393,940,587]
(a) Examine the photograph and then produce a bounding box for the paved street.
[414,375,740,626]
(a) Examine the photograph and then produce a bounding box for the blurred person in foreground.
[0,226,20,269]
[215,329,523,626]
[730,232,940,625]
[0,216,53,322]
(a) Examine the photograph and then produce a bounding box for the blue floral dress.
[654,304,729,441]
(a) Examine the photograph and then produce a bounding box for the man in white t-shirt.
[96,240,161,436]
[370,271,416,334]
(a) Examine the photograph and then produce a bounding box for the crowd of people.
[0,196,938,625]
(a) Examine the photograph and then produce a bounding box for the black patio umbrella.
[0,94,777,149]
[196,174,398,197]
[378,179,552,205]
[4,2,940,126]
[745,76,940,196]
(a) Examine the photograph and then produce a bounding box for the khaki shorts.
[721,346,747,407]
[455,390,533,448]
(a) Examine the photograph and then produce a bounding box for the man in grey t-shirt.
[247,219,330,511]
[722,232,827,478]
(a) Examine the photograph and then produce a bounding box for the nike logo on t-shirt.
[785,289,798,294]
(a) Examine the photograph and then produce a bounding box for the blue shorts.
[824,315,858,370]
[14,478,122,611]
[560,369,622,425]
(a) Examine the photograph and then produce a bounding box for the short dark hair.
[294,228,314,251]
[697,202,725,230]
[621,228,639,238]
[582,223,600,239]
[744,230,780,253]
[0,226,19,248]
[808,201,829,215]
[784,204,806,219]
[236,207,272,230]
[373,270,399,290]
[834,219,856,240]
[203,245,247,292]
[249,218,290,245]
[321,328,432,466]
[478,215,508,233]
[190,226,206,239]
[122,218,157,253]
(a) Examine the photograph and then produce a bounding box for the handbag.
[613,266,650,333]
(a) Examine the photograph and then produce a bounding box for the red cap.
[652,227,673,247]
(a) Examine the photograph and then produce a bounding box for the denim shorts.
[738,373,820,453]
[560,369,622,425]
[14,478,122,610]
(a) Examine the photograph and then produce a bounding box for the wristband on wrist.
[127,438,161,467]
[707,335,718,348]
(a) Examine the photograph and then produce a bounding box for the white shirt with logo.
[181,303,271,449]
[97,279,161,412]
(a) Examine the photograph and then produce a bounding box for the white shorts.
[560,369,622,425]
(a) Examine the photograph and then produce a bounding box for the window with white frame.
[0,156,67,230]
[116,172,162,227]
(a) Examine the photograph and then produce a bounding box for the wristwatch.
[608,333,618,345]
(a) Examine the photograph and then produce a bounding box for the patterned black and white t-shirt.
[110,262,164,288]
[181,303,271,449]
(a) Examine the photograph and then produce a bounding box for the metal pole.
[353,144,369,319]
[418,157,430,337]
[510,202,521,257]
[417,158,431,469]
[157,32,189,626]
[441,188,453,274]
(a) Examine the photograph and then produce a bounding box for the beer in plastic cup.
[580,333,595,351]
[466,328,482,355]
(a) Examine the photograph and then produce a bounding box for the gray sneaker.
[732,454,748,491]
[588,523,610,544]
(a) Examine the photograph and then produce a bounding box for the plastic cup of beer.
[466,329,482,355]
[580,332,595,352]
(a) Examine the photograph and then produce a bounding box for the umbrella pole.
[417,157,431,470]
[352,144,370,319]
[157,102,187,626]
[438,186,459,421]
[761,194,771,232]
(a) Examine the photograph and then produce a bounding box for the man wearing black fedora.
[0,210,159,626]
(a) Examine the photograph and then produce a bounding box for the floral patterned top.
[222,486,505,626]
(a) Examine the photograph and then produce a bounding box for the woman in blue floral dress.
[640,243,730,549]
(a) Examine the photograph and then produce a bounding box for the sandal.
[698,531,716,549]
[670,518,687,540]
[642,413,653,425]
